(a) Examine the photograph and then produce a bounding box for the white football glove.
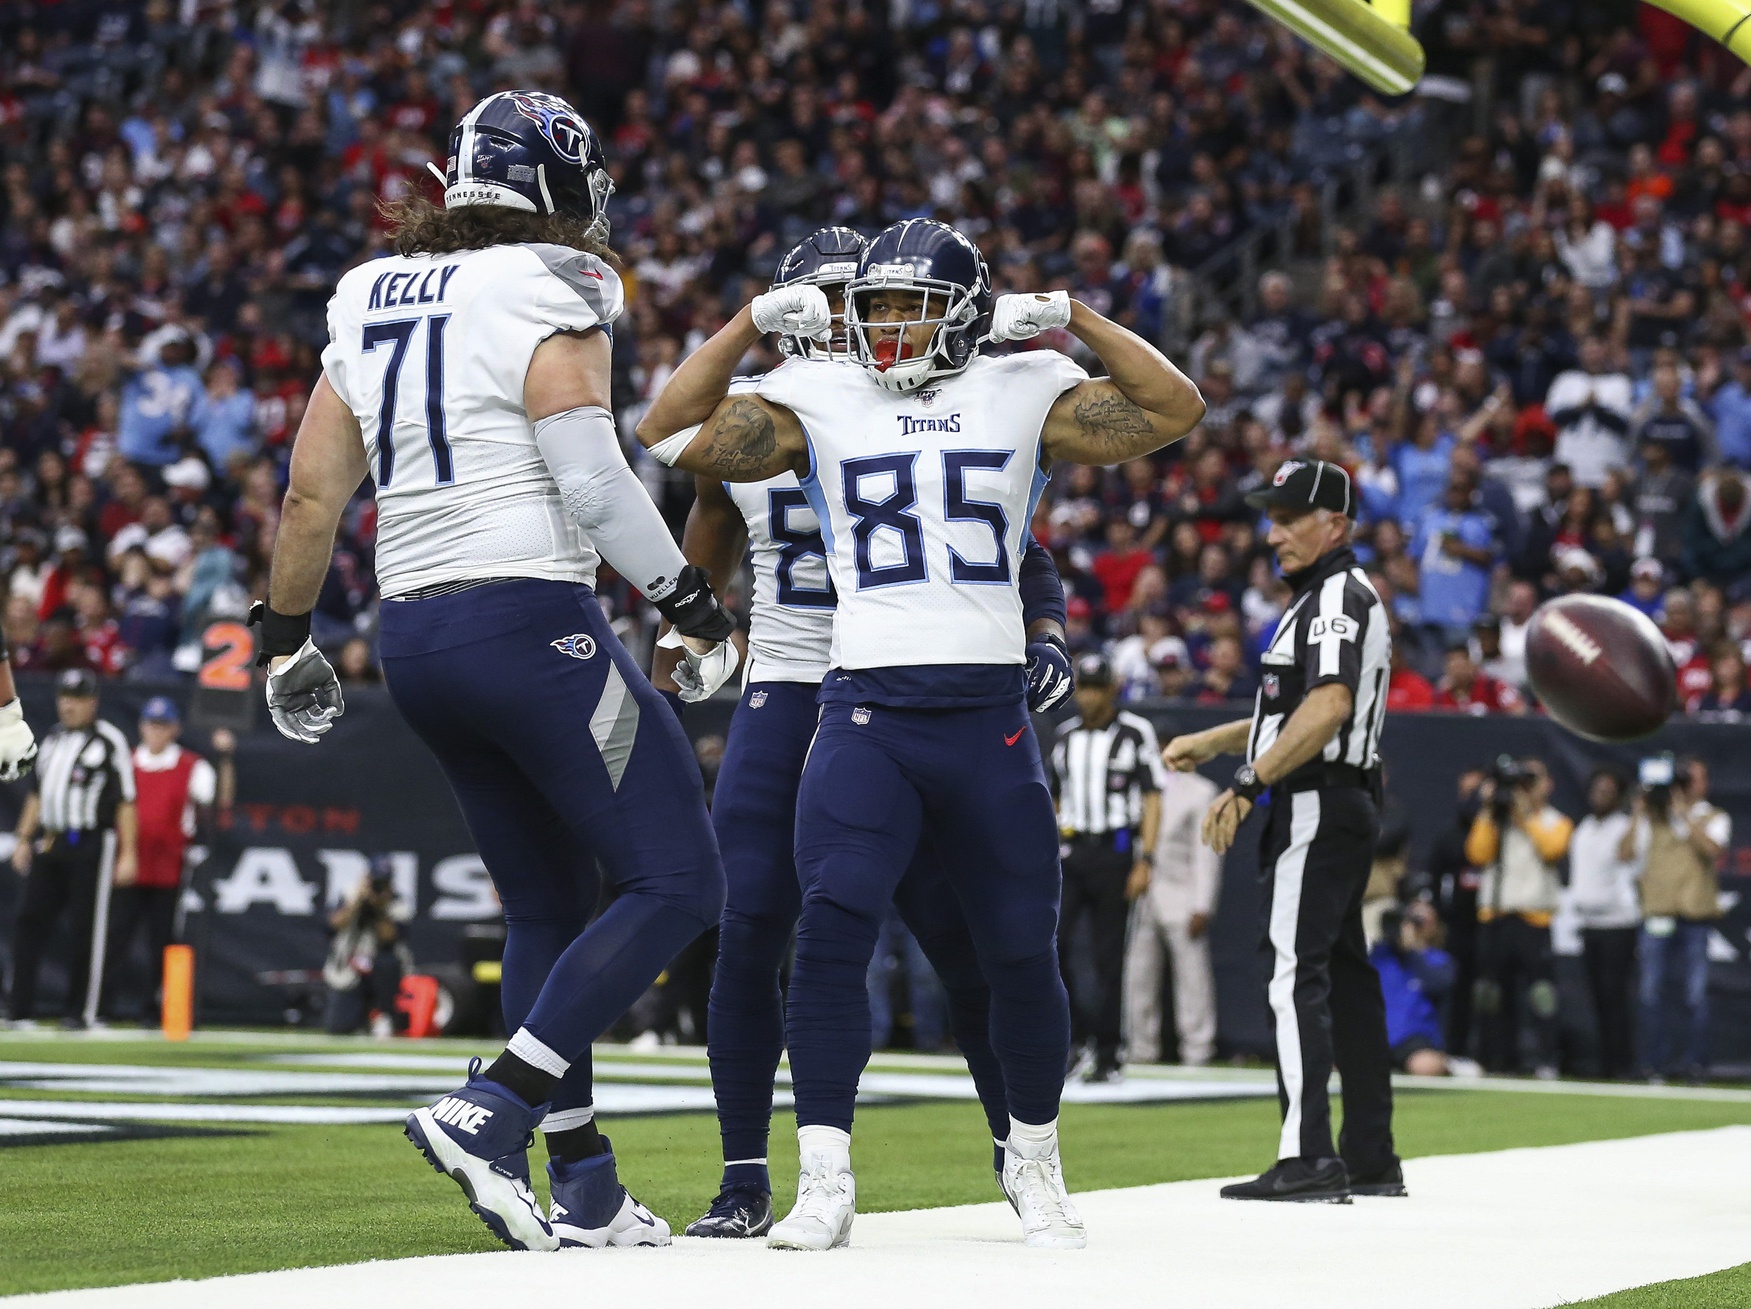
[658,628,741,703]
[0,698,37,782]
[265,639,345,744]
[989,290,1072,343]
[751,283,832,341]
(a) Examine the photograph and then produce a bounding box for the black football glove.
[1025,634,1075,712]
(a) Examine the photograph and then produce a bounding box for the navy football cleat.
[405,1058,558,1251]
[684,1186,774,1238]
[546,1137,671,1247]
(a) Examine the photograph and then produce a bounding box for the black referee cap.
[56,669,98,698]
[1074,652,1113,687]
[1245,458,1357,519]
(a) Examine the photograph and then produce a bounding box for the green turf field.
[0,1032,1747,1303]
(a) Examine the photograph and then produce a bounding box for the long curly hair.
[382,195,613,260]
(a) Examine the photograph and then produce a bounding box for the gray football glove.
[265,639,344,744]
[657,628,742,703]
[0,699,37,782]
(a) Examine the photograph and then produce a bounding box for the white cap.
[164,457,212,492]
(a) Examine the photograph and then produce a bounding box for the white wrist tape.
[647,423,703,468]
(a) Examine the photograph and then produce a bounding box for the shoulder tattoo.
[699,396,779,478]
[1071,391,1154,451]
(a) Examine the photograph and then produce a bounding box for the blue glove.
[1025,634,1074,712]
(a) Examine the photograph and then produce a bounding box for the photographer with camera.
[323,854,411,1037]
[1570,768,1643,1080]
[1623,755,1729,1083]
[1465,756,1573,1076]
[1369,901,1476,1077]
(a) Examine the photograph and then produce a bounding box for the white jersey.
[757,351,1086,705]
[320,243,625,598]
[719,370,836,684]
[726,469,836,684]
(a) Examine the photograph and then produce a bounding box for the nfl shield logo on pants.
[749,691,768,708]
[852,707,872,725]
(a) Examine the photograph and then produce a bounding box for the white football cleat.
[767,1148,855,1250]
[1001,1131,1087,1249]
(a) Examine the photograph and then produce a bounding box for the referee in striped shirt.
[1050,654,1164,1083]
[1163,459,1399,1203]
[7,670,137,1029]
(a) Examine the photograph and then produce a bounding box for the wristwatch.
[1232,764,1267,803]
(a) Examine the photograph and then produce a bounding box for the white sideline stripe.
[11,1128,1751,1309]
[0,1116,114,1136]
[0,1061,1275,1107]
[261,1051,1751,1102]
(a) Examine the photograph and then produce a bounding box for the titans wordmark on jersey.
[320,242,624,598]
[757,350,1087,705]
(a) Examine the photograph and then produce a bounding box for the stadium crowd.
[0,0,1748,722]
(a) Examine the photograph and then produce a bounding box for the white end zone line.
[9,1127,1751,1309]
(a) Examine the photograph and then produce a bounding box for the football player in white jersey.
[254,91,739,1253]
[638,218,1203,1250]
[642,228,1076,1239]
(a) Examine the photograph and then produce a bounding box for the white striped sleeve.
[101,723,137,802]
[1128,715,1168,791]
[1305,573,1365,693]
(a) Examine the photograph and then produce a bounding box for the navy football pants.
[788,697,1070,1132]
[708,681,1011,1164]
[381,580,725,1114]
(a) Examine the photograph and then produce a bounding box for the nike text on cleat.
[685,1187,774,1238]
[768,1153,855,1250]
[1001,1135,1087,1249]
[405,1058,558,1251]
[547,1138,671,1248]
[1220,1157,1353,1204]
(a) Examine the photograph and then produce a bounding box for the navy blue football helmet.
[439,91,615,243]
[772,226,868,361]
[846,219,992,392]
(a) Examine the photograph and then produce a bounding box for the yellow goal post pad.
[1243,0,1425,95]
[1645,0,1751,60]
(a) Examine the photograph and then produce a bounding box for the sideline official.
[6,670,137,1029]
[1050,653,1165,1082]
[1163,459,1399,1203]
[104,699,234,1023]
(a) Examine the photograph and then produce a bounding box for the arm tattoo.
[1072,391,1156,453]
[697,397,779,478]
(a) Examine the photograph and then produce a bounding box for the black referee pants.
[102,885,181,1023]
[1058,837,1132,1064]
[1258,786,1396,1172]
[7,831,113,1024]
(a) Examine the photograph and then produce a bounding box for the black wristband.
[1030,632,1069,658]
[654,564,736,643]
[1232,764,1268,803]
[248,600,312,665]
